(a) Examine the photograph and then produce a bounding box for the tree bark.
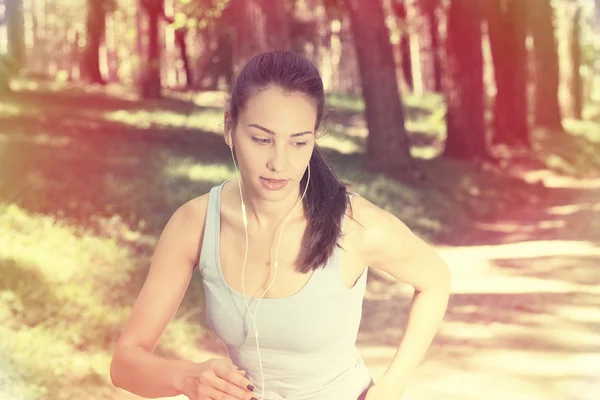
[345,0,420,181]
[443,0,489,161]
[485,0,530,148]
[83,0,107,84]
[528,0,563,130]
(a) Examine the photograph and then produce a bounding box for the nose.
[267,145,288,173]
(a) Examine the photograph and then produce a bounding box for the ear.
[224,131,233,148]
[224,110,233,132]
[224,112,235,148]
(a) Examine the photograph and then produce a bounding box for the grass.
[0,77,598,399]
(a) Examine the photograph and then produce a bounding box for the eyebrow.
[247,124,313,137]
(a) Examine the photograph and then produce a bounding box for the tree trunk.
[345,0,420,181]
[263,0,290,50]
[2,0,25,92]
[567,3,583,119]
[5,0,26,71]
[528,0,563,130]
[443,0,489,161]
[421,0,443,92]
[410,0,438,93]
[400,34,414,91]
[485,0,530,148]
[83,0,106,84]
[392,1,414,92]
[175,28,193,87]
[141,0,163,99]
[231,0,291,74]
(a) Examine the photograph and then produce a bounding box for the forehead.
[241,87,317,130]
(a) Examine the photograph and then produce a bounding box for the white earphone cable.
[229,140,310,400]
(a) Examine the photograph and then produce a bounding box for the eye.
[252,137,271,145]
[295,142,308,147]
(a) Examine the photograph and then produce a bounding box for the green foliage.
[173,0,232,31]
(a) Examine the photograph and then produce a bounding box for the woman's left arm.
[353,197,452,399]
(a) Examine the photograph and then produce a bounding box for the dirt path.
[358,173,600,400]
[116,173,600,400]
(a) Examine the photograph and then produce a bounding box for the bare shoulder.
[344,193,419,266]
[344,192,390,233]
[172,193,210,266]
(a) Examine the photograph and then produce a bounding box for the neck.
[230,178,305,231]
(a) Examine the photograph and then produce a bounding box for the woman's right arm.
[109,196,207,398]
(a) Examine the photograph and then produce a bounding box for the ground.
[1,80,599,400]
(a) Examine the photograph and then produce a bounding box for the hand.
[176,357,258,400]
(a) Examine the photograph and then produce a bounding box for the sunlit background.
[1,0,600,399]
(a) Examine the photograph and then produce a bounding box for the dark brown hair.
[226,50,354,273]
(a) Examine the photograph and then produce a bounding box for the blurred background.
[1,0,600,399]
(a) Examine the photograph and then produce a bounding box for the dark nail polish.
[247,384,255,391]
[250,397,258,400]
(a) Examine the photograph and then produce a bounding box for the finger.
[196,383,234,400]
[206,374,251,399]
[216,365,256,393]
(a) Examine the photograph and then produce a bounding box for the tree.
[566,2,583,119]
[443,0,489,161]
[392,0,414,91]
[1,0,25,92]
[485,0,530,148]
[528,0,563,131]
[5,0,25,69]
[140,0,174,98]
[344,0,420,181]
[230,0,291,73]
[419,0,443,92]
[82,0,117,84]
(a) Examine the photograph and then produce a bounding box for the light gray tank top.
[197,180,373,400]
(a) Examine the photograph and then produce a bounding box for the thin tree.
[485,0,530,148]
[392,0,414,91]
[528,0,563,130]
[82,0,116,84]
[443,0,489,161]
[419,0,442,92]
[567,2,583,119]
[140,0,173,98]
[230,0,291,74]
[345,0,421,181]
[174,27,193,87]
[1,0,26,92]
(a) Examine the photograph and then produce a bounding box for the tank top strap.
[341,191,358,232]
[197,180,228,274]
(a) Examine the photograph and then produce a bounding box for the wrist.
[169,358,196,394]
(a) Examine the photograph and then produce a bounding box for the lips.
[262,177,288,183]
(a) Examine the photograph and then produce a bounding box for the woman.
[110,51,451,400]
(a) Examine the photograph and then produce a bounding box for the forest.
[1,0,600,399]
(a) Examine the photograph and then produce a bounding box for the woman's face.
[227,86,317,200]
